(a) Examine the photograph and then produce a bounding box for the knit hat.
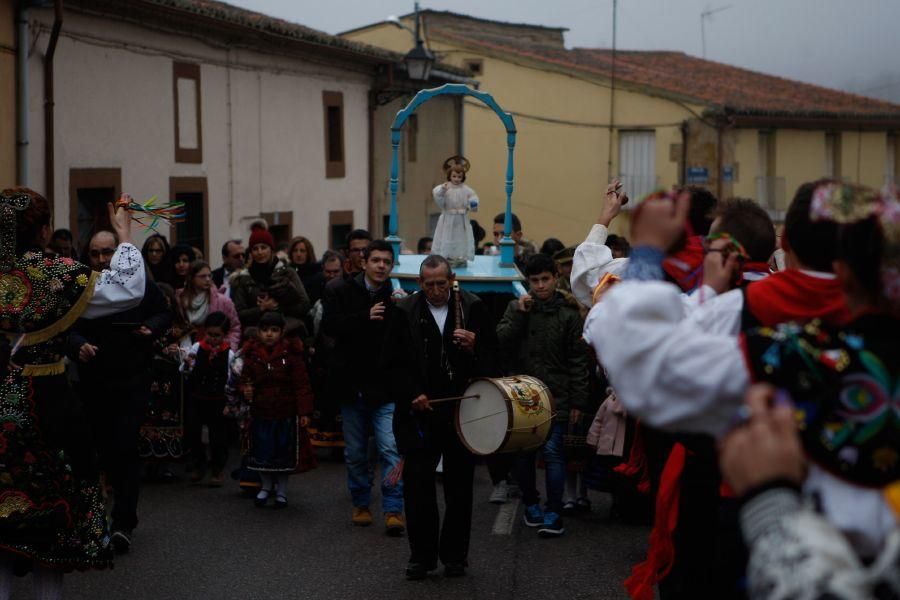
[248,228,274,250]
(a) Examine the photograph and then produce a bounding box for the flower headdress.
[810,182,900,303]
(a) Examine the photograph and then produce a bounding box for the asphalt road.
[14,453,649,600]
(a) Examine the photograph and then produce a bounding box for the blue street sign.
[687,166,709,184]
[722,165,735,183]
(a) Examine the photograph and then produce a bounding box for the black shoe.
[443,562,466,577]
[273,494,288,509]
[254,489,272,508]
[405,562,435,580]
[110,529,132,554]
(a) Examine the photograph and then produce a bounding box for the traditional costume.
[583,183,899,598]
[184,338,235,477]
[139,329,191,461]
[240,337,315,475]
[0,190,145,572]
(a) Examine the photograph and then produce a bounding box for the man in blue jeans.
[322,239,404,534]
[496,253,590,536]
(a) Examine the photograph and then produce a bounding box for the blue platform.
[391,254,527,296]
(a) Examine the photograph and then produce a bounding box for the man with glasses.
[387,255,496,580]
[322,239,405,535]
[212,239,245,296]
[69,229,172,554]
[344,229,373,278]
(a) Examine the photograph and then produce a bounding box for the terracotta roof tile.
[98,0,469,76]
[427,21,900,120]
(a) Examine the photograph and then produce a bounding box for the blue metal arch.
[386,84,518,266]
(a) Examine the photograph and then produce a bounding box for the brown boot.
[351,506,373,526]
[385,512,405,536]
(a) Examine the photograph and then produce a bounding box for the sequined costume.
[743,314,899,489]
[0,241,145,571]
[139,331,190,461]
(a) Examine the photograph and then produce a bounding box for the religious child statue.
[431,155,479,267]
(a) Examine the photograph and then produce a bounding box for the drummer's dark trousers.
[402,426,475,566]
[86,379,147,532]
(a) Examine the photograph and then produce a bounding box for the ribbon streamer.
[118,194,187,234]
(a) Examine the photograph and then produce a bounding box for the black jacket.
[69,279,172,387]
[211,266,227,288]
[387,288,496,454]
[321,273,395,406]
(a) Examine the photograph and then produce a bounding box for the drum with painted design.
[455,375,555,455]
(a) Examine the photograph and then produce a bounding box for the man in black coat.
[69,230,172,554]
[321,239,405,534]
[387,255,496,580]
[211,239,245,296]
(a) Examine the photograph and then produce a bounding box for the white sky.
[226,0,900,103]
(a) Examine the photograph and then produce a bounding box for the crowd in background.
[5,176,898,600]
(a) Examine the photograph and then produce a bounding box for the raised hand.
[630,189,690,252]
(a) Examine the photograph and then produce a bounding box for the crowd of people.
[0,174,897,599]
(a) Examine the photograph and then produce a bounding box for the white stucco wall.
[27,9,372,257]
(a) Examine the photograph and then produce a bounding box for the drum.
[455,376,555,455]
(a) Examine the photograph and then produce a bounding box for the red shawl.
[745,269,851,327]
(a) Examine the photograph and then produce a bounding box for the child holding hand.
[240,312,315,508]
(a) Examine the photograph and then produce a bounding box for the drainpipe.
[367,89,376,233]
[44,0,63,204]
[16,2,29,185]
[680,120,689,185]
[716,120,724,200]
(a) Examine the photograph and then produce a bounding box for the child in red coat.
[240,312,315,508]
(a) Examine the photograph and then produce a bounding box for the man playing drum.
[387,255,496,580]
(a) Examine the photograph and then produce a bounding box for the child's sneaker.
[489,481,509,504]
[538,511,565,537]
[523,504,543,527]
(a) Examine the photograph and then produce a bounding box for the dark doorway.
[75,187,115,256]
[260,212,293,249]
[169,177,209,259]
[329,210,354,251]
[175,192,205,255]
[69,168,121,257]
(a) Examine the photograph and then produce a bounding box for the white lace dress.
[431,182,479,264]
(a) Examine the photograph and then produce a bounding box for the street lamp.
[389,2,434,82]
[404,41,433,81]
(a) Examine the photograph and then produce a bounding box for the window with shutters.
[618,130,656,202]
[173,62,202,163]
[323,91,345,178]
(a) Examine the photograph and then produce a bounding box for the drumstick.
[427,394,480,405]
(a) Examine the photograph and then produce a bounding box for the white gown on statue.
[431,182,479,263]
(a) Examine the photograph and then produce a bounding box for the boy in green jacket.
[496,253,590,537]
